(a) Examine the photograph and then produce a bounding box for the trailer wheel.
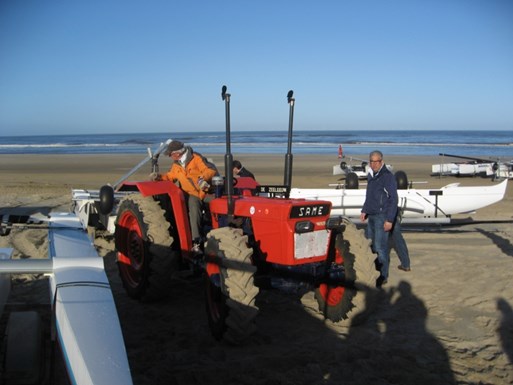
[115,194,178,301]
[345,172,359,189]
[204,227,259,344]
[395,170,409,190]
[99,184,115,215]
[314,218,379,326]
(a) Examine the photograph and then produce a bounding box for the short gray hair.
[369,150,383,159]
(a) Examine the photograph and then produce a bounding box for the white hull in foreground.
[0,213,133,385]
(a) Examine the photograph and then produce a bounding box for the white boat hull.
[0,213,133,385]
[290,179,508,223]
[49,213,133,385]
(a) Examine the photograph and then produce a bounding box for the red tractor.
[97,87,378,344]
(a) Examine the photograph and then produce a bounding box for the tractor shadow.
[97,235,457,385]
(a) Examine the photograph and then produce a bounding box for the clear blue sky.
[1,0,512,135]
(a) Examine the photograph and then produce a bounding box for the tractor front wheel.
[314,218,379,326]
[204,227,259,344]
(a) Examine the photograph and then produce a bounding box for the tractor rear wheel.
[204,227,259,344]
[115,194,178,301]
[314,218,379,326]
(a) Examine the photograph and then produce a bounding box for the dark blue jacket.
[361,164,398,223]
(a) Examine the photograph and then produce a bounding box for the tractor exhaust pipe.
[221,85,235,218]
[284,90,295,197]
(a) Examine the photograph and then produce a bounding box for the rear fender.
[119,181,192,252]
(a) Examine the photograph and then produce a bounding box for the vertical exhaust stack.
[284,90,295,198]
[221,85,235,218]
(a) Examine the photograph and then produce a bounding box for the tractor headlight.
[326,216,346,230]
[295,221,314,233]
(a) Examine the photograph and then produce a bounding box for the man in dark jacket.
[359,150,398,287]
[233,160,255,180]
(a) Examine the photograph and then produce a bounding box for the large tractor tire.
[204,227,259,345]
[115,194,179,301]
[313,218,379,326]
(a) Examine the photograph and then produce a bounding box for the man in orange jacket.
[153,140,218,242]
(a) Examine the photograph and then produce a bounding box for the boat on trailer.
[431,153,513,179]
[0,212,133,385]
[332,146,393,179]
[290,178,508,224]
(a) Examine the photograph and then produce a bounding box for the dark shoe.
[398,265,411,272]
[376,276,388,288]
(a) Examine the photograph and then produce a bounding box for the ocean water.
[0,130,512,159]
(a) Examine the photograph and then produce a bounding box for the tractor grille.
[294,230,329,260]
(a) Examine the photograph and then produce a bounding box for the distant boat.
[432,153,513,179]
[333,145,393,179]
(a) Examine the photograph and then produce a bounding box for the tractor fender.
[118,181,192,251]
[119,180,182,197]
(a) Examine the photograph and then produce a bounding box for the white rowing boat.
[290,179,508,224]
[0,212,133,385]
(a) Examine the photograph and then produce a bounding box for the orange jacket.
[161,148,218,200]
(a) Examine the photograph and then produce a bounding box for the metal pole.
[284,90,295,196]
[0,259,53,274]
[113,139,172,189]
[221,85,234,216]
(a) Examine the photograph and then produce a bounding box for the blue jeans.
[390,218,410,269]
[365,213,390,279]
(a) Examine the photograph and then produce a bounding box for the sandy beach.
[1,153,512,384]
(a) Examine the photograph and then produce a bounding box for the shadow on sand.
[476,228,513,258]
[0,219,458,385]
[342,280,455,385]
[497,298,513,365]
[97,236,457,385]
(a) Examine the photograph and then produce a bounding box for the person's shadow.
[96,234,460,385]
[346,280,456,385]
[497,298,513,365]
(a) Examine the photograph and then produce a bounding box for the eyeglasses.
[369,159,382,163]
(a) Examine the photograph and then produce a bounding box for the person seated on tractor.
[233,160,255,180]
[151,140,218,245]
[233,159,258,195]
